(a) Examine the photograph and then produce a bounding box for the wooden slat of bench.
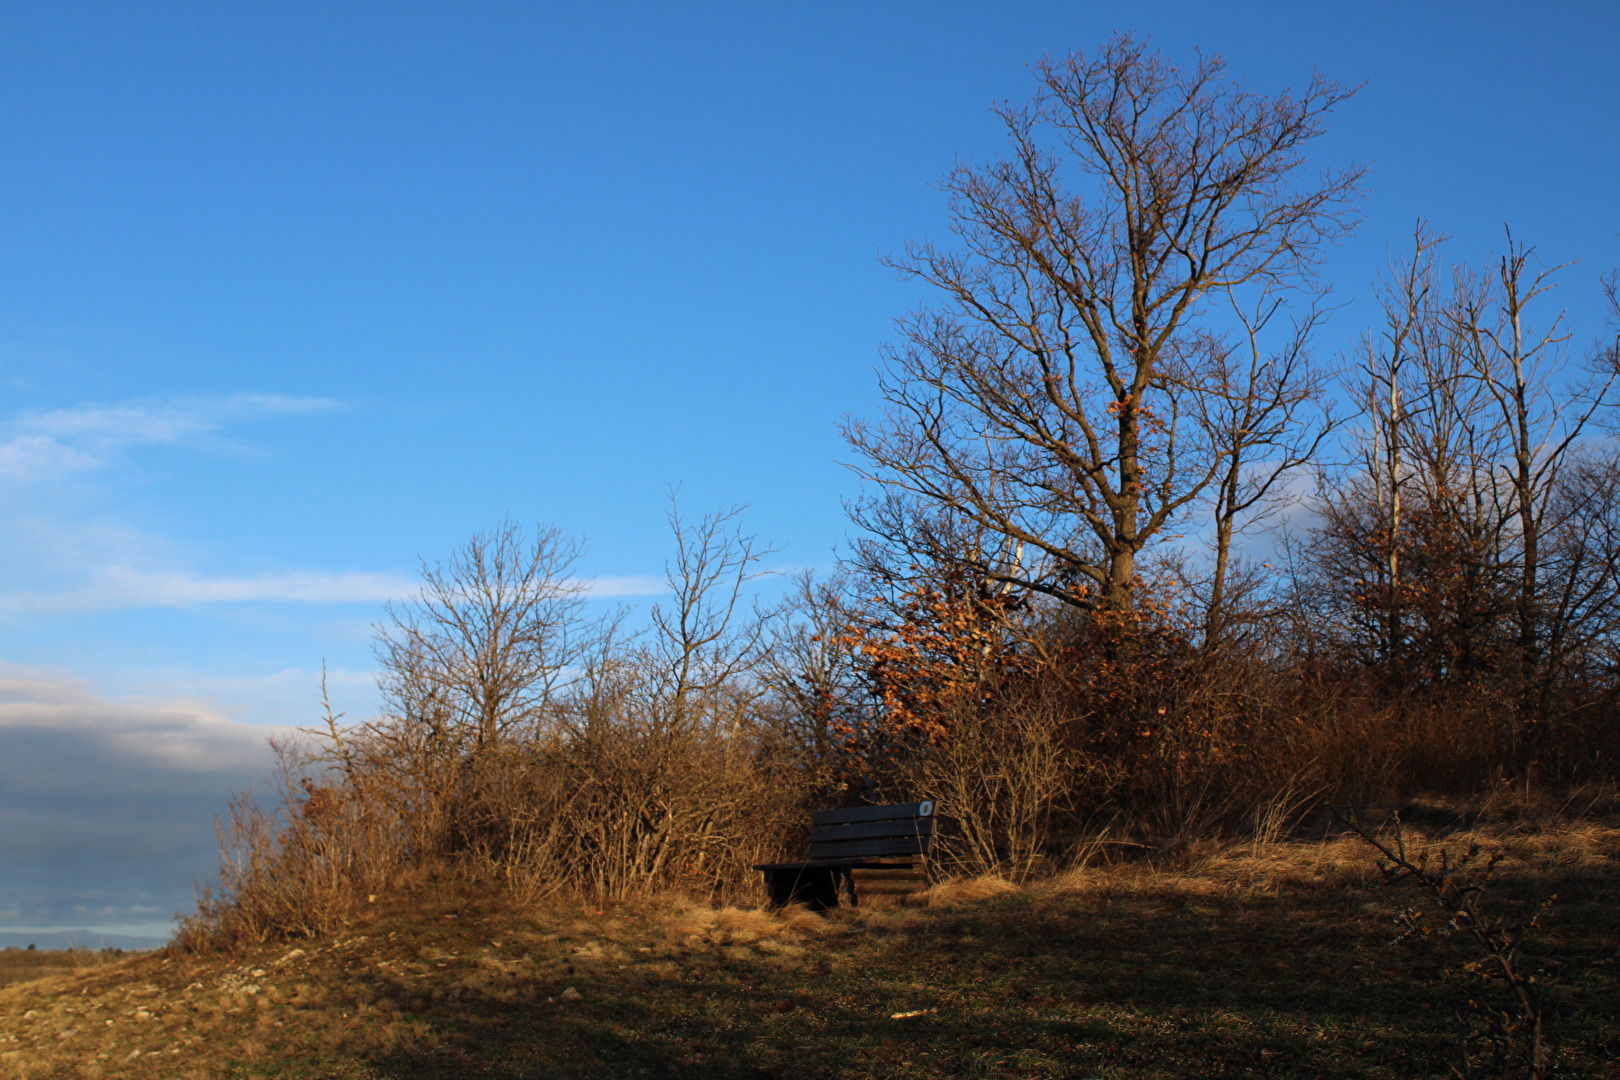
[852,864,928,898]
[807,835,928,860]
[753,857,916,870]
[853,878,927,895]
[851,866,925,881]
[811,800,935,826]
[809,817,936,844]
[758,800,936,910]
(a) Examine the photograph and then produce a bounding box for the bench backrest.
[806,800,936,862]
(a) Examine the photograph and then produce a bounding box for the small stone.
[134,1010,152,1022]
[22,1010,37,1019]
[559,986,582,1001]
[273,949,306,967]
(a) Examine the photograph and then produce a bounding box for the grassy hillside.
[0,950,125,993]
[3,810,1616,1079]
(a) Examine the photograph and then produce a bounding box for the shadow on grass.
[338,860,1618,1080]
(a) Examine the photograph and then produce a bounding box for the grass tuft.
[917,874,1021,906]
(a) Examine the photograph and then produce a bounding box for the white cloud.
[141,665,377,696]
[580,574,666,597]
[0,433,100,480]
[0,566,420,614]
[0,392,339,483]
[0,566,666,614]
[120,664,380,730]
[92,566,414,606]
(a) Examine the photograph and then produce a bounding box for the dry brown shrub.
[177,656,815,952]
[175,515,826,952]
[172,735,405,954]
[902,688,1077,882]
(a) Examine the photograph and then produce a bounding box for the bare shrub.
[175,738,402,953]
[904,686,1075,881]
[1336,808,1558,1080]
[521,505,807,901]
[510,671,808,901]
[180,509,826,948]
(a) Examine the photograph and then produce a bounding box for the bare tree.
[376,519,590,757]
[555,503,799,899]
[758,568,866,769]
[1313,229,1620,777]
[1195,290,1336,644]
[646,500,775,734]
[1317,225,1506,679]
[1455,236,1618,765]
[846,35,1362,612]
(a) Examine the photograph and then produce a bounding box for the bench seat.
[754,801,935,909]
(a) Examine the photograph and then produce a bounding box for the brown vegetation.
[169,37,1620,960]
[121,41,1620,1080]
[6,808,1618,1078]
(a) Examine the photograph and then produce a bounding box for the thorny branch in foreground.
[1332,807,1555,1080]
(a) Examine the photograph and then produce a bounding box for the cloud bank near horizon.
[0,666,286,939]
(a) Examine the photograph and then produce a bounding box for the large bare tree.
[846,35,1361,612]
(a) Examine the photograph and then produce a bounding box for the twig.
[1331,806,1555,1080]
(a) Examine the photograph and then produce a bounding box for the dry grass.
[0,950,126,992]
[915,874,1020,906]
[663,903,834,948]
[3,806,1616,1079]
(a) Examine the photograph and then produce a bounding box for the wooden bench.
[754,800,936,910]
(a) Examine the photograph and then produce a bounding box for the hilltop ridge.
[3,816,1617,1079]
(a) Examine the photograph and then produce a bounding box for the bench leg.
[761,867,844,911]
[762,868,798,909]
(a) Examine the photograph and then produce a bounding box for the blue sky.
[0,2,1617,940]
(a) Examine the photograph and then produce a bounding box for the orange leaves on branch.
[835,579,1030,751]
[834,569,1258,799]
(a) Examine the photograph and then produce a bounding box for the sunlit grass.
[2,812,1615,1078]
